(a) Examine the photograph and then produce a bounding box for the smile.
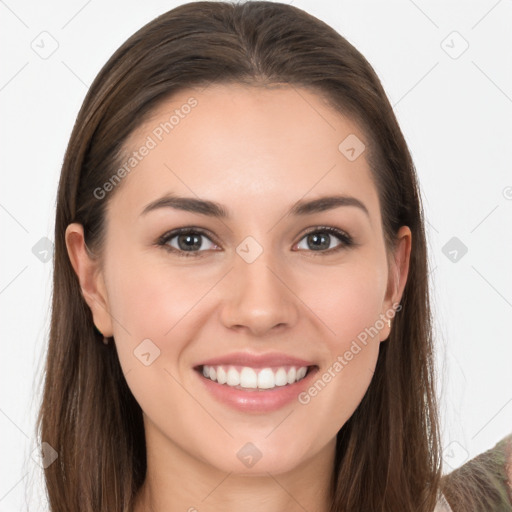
[200,364,311,390]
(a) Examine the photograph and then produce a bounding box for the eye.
[294,226,353,255]
[157,228,219,257]
[156,225,355,258]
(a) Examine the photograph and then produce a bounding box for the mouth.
[194,364,319,392]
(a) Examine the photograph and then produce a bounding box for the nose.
[219,247,300,337]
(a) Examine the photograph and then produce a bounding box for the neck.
[132,422,336,512]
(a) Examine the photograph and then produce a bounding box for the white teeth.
[274,368,288,386]
[200,365,310,389]
[297,367,307,380]
[240,367,258,388]
[216,366,227,384]
[226,367,240,386]
[287,367,296,384]
[257,368,276,389]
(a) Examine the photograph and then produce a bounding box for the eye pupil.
[308,233,330,251]
[178,233,202,251]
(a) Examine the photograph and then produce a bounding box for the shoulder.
[441,433,512,511]
[506,434,512,488]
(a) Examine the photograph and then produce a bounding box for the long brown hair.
[37,1,444,510]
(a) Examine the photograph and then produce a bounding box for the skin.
[66,83,411,512]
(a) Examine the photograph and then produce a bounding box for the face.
[66,83,411,476]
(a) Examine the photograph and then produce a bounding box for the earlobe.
[65,223,114,337]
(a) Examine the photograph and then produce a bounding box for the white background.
[1,0,511,510]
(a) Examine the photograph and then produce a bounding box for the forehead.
[108,83,380,225]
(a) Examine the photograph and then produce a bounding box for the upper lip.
[194,351,316,369]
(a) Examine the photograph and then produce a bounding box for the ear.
[65,223,114,337]
[380,225,412,341]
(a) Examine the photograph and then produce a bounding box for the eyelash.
[156,226,355,258]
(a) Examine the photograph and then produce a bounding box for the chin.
[206,445,310,477]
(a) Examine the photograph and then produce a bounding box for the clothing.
[440,433,512,511]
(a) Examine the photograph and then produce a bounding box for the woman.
[36,1,511,511]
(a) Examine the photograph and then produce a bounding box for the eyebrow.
[140,193,370,219]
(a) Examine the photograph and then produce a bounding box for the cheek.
[104,254,196,377]
[105,249,230,397]
[299,255,387,348]
[298,297,381,435]
[106,258,206,416]
[106,251,213,340]
[294,258,385,422]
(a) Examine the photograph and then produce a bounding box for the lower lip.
[194,366,319,413]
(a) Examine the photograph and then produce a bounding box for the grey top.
[438,433,512,511]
